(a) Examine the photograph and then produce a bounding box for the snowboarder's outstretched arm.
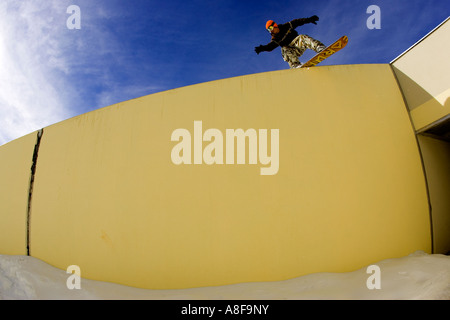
[254,42,278,54]
[289,15,319,28]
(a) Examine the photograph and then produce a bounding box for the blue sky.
[0,0,448,145]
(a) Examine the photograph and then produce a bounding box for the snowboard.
[301,36,348,68]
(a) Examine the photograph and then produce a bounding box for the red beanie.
[266,20,278,29]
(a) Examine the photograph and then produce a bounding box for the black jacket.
[256,16,319,53]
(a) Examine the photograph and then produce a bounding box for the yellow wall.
[18,64,430,289]
[391,17,450,131]
[0,132,38,255]
[417,135,450,254]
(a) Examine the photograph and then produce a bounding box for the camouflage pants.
[281,34,326,68]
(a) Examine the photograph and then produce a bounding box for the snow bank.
[1,251,449,300]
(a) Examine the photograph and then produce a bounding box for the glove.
[254,45,264,55]
[309,15,319,25]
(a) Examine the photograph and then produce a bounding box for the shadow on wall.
[390,65,446,114]
[392,64,450,255]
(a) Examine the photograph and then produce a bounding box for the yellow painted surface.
[417,135,450,254]
[391,17,450,131]
[0,132,37,255]
[25,64,431,289]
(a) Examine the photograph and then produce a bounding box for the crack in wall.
[27,129,43,256]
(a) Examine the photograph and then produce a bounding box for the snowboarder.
[254,16,326,68]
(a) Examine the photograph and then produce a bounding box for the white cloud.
[1,0,174,147]
[0,1,74,145]
[0,1,147,145]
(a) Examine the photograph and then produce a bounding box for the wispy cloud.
[0,1,159,145]
[0,1,75,145]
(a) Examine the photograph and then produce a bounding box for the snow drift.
[1,251,449,300]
